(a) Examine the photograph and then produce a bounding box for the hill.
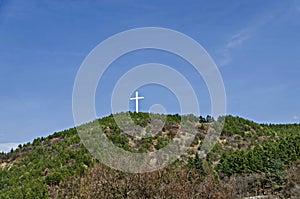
[0,113,299,198]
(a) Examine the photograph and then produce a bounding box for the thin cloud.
[218,49,232,67]
[218,14,277,67]
[226,31,250,49]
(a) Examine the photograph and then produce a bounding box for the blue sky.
[0,0,300,151]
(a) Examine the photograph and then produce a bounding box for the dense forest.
[0,112,299,198]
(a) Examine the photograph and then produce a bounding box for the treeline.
[216,125,300,192]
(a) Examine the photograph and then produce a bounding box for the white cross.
[130,90,144,113]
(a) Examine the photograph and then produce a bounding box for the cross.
[130,90,144,113]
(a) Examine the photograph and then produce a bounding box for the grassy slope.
[0,113,299,198]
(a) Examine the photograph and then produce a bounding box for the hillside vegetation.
[0,112,299,198]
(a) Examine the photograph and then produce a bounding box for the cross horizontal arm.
[130,97,144,100]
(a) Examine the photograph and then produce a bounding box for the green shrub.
[45,172,63,186]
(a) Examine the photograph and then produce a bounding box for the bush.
[45,172,63,186]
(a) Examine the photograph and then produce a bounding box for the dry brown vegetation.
[50,162,300,199]
[49,162,237,199]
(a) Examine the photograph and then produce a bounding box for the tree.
[199,116,207,123]
[194,153,206,176]
[45,172,63,186]
[206,115,215,123]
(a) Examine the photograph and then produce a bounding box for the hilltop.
[0,112,299,198]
